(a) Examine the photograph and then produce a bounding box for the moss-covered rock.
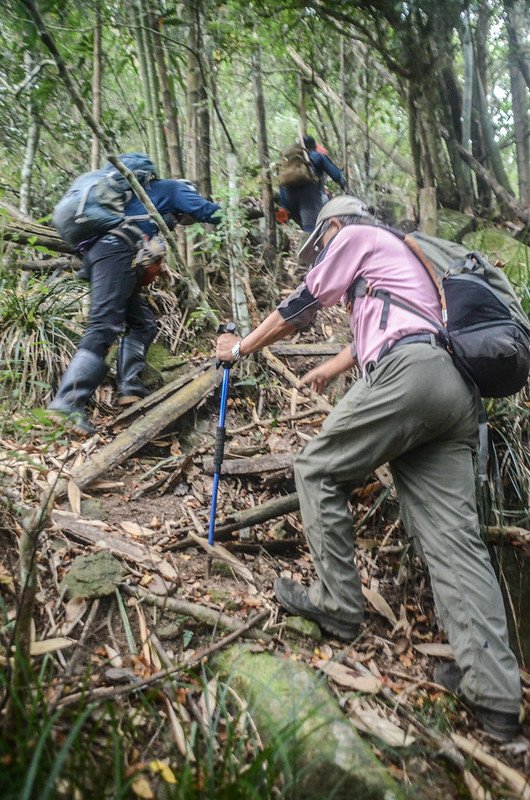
[60,551,124,598]
[283,615,322,641]
[436,208,476,242]
[462,227,530,286]
[213,646,405,800]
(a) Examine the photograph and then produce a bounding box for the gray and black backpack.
[352,228,530,398]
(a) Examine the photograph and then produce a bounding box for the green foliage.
[0,272,86,409]
[0,655,300,800]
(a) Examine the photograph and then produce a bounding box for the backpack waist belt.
[364,332,446,376]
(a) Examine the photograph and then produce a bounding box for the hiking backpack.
[277,143,317,188]
[53,153,157,249]
[351,228,530,398]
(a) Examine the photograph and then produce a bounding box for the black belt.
[364,332,446,376]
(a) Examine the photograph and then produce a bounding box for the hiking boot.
[116,336,151,406]
[274,577,360,641]
[434,662,521,742]
[48,348,107,436]
[434,662,462,692]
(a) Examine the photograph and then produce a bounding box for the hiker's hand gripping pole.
[208,322,236,546]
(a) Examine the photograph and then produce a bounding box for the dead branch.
[52,511,178,582]
[56,609,270,708]
[168,493,301,548]
[121,584,272,643]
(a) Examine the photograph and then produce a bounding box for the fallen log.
[213,646,405,799]
[18,256,81,272]
[69,365,221,491]
[111,360,213,427]
[166,493,301,551]
[269,343,342,357]
[0,209,73,254]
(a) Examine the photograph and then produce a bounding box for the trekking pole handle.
[216,321,237,368]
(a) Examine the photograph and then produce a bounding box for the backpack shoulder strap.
[403,234,447,323]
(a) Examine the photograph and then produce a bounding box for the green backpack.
[277,143,317,188]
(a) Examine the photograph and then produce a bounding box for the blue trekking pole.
[207,322,236,546]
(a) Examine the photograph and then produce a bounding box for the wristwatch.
[231,340,242,362]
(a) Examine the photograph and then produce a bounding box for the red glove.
[276,207,289,224]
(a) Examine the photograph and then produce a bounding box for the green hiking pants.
[294,341,521,714]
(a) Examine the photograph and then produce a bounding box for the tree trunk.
[142,5,169,177]
[450,136,530,225]
[419,187,437,236]
[474,68,513,194]
[90,1,102,170]
[504,0,530,90]
[151,12,181,178]
[505,0,529,205]
[186,0,211,198]
[298,73,308,136]
[226,152,251,337]
[19,54,40,217]
[251,47,276,270]
[132,0,157,164]
[339,36,349,188]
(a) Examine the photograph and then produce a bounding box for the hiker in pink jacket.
[216,196,521,742]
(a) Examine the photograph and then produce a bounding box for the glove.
[276,207,289,224]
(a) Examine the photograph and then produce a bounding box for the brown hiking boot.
[274,577,360,641]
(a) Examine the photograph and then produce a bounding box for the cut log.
[70,366,221,490]
[203,452,294,476]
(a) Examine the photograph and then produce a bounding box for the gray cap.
[297,195,372,266]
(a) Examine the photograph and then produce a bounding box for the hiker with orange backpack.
[216,195,527,741]
[277,135,346,232]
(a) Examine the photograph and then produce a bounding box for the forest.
[0,0,529,798]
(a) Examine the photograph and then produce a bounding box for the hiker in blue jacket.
[279,136,347,233]
[48,178,220,435]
